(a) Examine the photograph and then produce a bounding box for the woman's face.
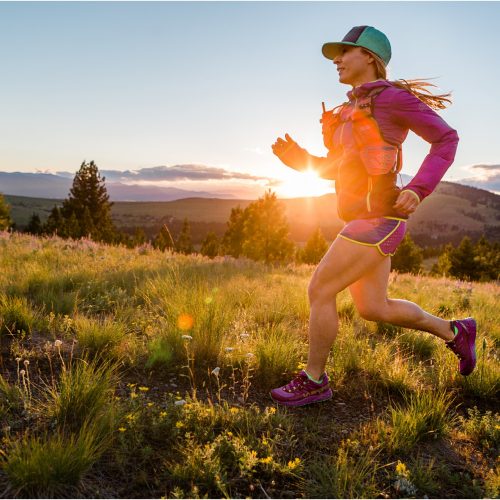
[333,46,375,86]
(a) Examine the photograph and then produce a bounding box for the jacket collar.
[347,79,393,101]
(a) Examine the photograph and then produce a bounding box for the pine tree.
[154,224,175,252]
[449,236,479,281]
[241,190,294,264]
[26,213,42,235]
[43,206,64,236]
[200,231,220,258]
[0,194,12,230]
[176,218,194,254]
[298,228,328,264]
[432,243,453,277]
[391,233,423,274]
[222,206,246,257]
[132,228,147,247]
[60,161,116,242]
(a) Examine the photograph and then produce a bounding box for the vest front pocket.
[360,145,398,176]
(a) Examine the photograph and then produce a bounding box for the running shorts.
[337,216,407,257]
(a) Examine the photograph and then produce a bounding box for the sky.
[1,1,499,199]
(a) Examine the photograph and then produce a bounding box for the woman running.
[270,26,476,407]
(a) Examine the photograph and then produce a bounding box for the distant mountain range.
[0,171,236,201]
[5,180,500,247]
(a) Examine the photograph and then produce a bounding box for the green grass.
[0,232,498,497]
[378,389,456,453]
[1,420,112,498]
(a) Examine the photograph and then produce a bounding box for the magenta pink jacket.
[349,80,459,202]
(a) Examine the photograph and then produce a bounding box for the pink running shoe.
[445,318,477,376]
[270,370,333,407]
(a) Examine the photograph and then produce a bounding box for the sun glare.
[276,169,333,198]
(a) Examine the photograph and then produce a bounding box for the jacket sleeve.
[391,89,459,201]
[307,148,343,181]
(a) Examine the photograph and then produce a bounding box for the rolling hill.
[4,181,500,247]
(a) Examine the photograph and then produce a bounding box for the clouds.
[456,163,500,192]
[94,164,275,184]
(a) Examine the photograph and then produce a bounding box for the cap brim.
[322,41,359,60]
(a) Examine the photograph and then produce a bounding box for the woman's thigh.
[348,257,391,319]
[309,236,389,301]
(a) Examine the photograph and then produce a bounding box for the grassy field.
[0,231,498,498]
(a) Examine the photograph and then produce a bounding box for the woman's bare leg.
[305,237,388,380]
[348,257,454,341]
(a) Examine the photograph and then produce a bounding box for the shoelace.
[284,375,308,392]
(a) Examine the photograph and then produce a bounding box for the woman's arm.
[390,90,460,202]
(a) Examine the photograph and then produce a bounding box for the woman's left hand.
[393,190,420,215]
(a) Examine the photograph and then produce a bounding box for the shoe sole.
[270,389,333,407]
[459,318,477,376]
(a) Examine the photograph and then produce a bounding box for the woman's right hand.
[271,133,308,170]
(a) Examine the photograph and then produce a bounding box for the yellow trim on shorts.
[337,234,391,257]
[383,216,407,221]
[337,218,405,258]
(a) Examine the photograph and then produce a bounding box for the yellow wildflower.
[288,457,301,470]
[147,402,154,407]
[138,386,149,392]
[230,407,239,414]
[266,407,276,415]
[260,456,273,464]
[396,460,409,477]
[175,421,185,428]
[118,427,127,432]
[160,411,168,418]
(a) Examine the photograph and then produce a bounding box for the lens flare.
[177,313,194,331]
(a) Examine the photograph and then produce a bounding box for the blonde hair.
[364,49,452,110]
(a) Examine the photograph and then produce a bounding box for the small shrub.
[0,374,23,418]
[44,357,117,431]
[1,421,111,497]
[459,406,500,449]
[379,389,455,453]
[0,295,36,335]
[305,440,379,498]
[73,315,127,358]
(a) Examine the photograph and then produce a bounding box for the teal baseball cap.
[322,26,392,66]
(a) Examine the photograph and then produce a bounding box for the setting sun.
[276,169,334,198]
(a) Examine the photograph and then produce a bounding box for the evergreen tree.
[132,228,147,247]
[154,224,175,252]
[200,231,220,258]
[0,194,12,230]
[176,218,194,254]
[449,236,479,281]
[221,206,246,257]
[43,206,64,236]
[60,160,116,242]
[26,213,42,235]
[391,233,423,274]
[298,227,328,264]
[432,243,453,277]
[241,190,294,264]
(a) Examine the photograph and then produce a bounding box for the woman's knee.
[308,275,337,305]
[356,302,390,322]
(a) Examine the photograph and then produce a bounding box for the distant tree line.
[2,161,499,281]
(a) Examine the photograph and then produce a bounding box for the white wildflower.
[174,399,187,406]
[211,367,221,376]
[54,339,63,348]
[181,335,193,341]
[225,347,234,353]
[23,360,29,366]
